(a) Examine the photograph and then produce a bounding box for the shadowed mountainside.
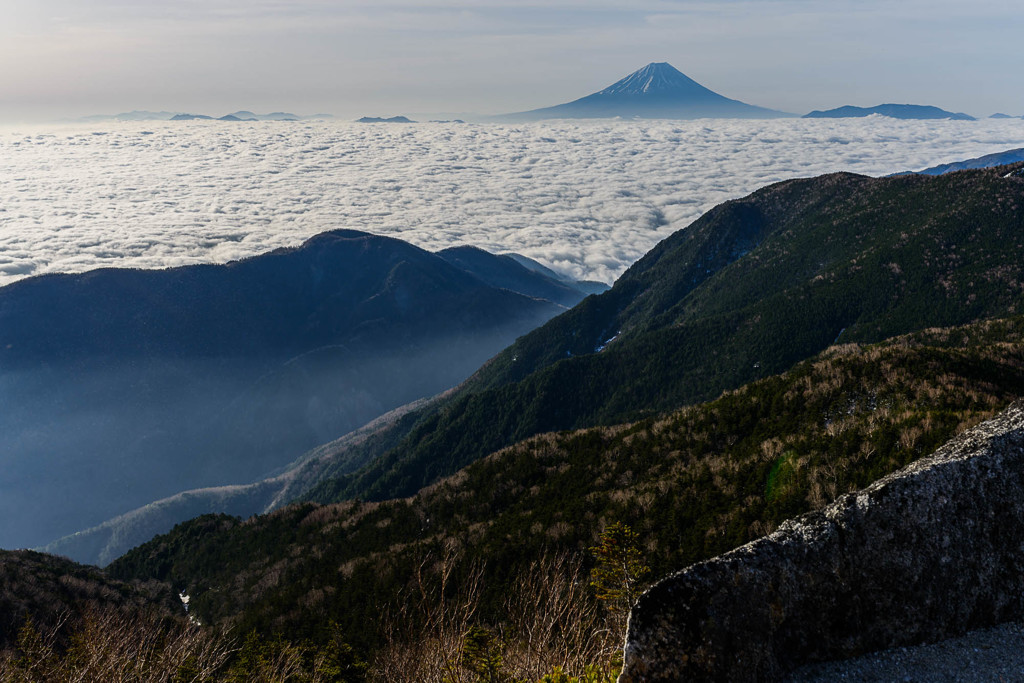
[0,229,597,552]
[295,163,1024,510]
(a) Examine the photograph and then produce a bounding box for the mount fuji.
[499,62,791,121]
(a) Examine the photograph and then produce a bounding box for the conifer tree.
[588,523,650,616]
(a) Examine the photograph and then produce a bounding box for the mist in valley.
[0,230,574,550]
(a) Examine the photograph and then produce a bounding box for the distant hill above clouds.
[78,110,330,122]
[169,113,214,121]
[243,111,300,121]
[355,116,416,123]
[804,104,976,121]
[172,111,301,121]
[911,147,1024,175]
[498,62,792,121]
[79,110,181,121]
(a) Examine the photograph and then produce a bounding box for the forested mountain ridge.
[0,550,178,651]
[300,163,1024,506]
[17,317,1024,680]
[108,315,1024,662]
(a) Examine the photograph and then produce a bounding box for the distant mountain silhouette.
[259,112,300,121]
[356,116,416,123]
[911,147,1024,175]
[437,246,597,307]
[804,104,975,121]
[500,62,791,121]
[79,111,181,122]
[89,111,315,122]
[79,110,324,122]
[0,230,595,551]
[227,111,301,121]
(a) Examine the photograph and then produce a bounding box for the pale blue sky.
[2,0,1022,121]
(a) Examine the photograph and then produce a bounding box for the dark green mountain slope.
[109,316,1024,656]
[305,164,1024,505]
[0,550,177,651]
[0,229,581,553]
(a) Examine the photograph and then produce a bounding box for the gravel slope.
[786,621,1024,682]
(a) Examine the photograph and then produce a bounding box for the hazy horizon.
[2,1,1023,123]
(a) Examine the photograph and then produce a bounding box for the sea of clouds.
[2,117,1023,287]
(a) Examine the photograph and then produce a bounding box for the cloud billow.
[1,118,1023,287]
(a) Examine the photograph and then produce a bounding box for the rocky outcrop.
[619,401,1024,682]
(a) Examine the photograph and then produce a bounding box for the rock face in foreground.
[619,401,1024,682]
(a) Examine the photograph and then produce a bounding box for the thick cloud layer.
[2,118,1023,286]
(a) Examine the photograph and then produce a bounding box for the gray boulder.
[620,401,1024,682]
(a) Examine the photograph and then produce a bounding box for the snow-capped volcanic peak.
[597,62,710,96]
[498,61,790,120]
